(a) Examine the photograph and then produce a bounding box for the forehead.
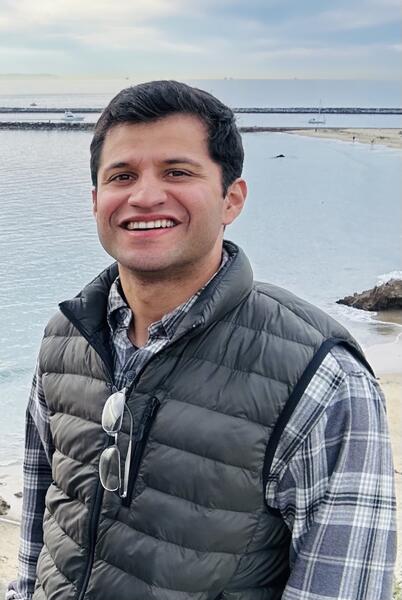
[99,114,211,165]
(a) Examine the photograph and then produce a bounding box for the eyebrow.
[163,158,203,168]
[103,161,130,171]
[103,158,203,172]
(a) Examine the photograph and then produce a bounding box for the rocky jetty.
[2,106,402,114]
[0,121,94,131]
[337,279,402,311]
[0,496,10,516]
[0,123,289,133]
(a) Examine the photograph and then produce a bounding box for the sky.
[0,0,401,80]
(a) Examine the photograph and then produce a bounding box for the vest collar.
[59,240,253,346]
[171,241,253,342]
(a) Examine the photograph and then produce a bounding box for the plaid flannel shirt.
[9,261,397,600]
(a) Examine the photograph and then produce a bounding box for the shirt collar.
[107,248,230,342]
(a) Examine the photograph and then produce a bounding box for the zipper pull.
[136,397,160,441]
[121,396,161,507]
[136,423,146,441]
[148,396,160,417]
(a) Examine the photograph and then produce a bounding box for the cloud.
[70,26,202,54]
[250,43,396,61]
[314,5,400,31]
[0,0,400,78]
[0,0,187,30]
[229,0,400,41]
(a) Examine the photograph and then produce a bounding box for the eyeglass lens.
[99,445,121,492]
[99,388,133,497]
[102,389,126,433]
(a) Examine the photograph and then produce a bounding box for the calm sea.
[0,78,401,470]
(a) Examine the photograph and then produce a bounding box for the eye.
[166,169,191,178]
[111,173,133,181]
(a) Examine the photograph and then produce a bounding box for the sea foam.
[377,271,402,284]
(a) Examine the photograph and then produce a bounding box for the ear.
[222,178,247,226]
[92,188,98,217]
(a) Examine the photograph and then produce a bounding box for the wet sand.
[380,373,402,583]
[0,518,19,597]
[288,127,402,149]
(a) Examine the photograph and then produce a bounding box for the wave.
[330,303,402,334]
[377,270,402,284]
[0,365,32,381]
[0,459,21,468]
[329,302,377,324]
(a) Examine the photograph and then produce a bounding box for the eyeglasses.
[99,388,133,498]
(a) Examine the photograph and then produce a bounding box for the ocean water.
[0,79,401,470]
[1,77,401,130]
[1,77,401,108]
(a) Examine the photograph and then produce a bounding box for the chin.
[119,257,176,274]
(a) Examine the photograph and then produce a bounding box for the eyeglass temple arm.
[122,404,134,498]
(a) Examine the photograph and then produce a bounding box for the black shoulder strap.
[263,338,374,513]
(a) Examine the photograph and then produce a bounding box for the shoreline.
[1,123,402,148]
[287,127,402,149]
[1,333,401,589]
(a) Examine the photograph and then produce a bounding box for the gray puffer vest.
[33,241,370,600]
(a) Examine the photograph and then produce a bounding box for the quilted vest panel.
[33,242,366,600]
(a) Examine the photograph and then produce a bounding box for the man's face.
[92,114,246,279]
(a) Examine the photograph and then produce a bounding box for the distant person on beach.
[8,81,396,600]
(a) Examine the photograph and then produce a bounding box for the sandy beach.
[288,127,402,149]
[365,330,402,584]
[1,342,401,594]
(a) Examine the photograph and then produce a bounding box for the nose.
[127,174,167,208]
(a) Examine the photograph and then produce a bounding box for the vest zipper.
[76,478,105,600]
[62,327,162,598]
[122,396,160,507]
[58,307,189,598]
[75,379,122,600]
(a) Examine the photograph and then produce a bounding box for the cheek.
[96,192,123,221]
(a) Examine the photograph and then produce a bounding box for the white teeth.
[125,219,175,230]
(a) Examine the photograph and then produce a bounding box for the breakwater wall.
[234,107,402,114]
[1,123,396,133]
[0,122,280,132]
[1,106,401,115]
[0,121,95,130]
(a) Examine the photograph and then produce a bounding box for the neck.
[118,254,223,347]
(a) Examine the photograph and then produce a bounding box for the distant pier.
[0,106,401,115]
[0,122,95,130]
[1,123,400,133]
[0,105,400,132]
[0,122,285,132]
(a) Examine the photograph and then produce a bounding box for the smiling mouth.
[124,219,177,231]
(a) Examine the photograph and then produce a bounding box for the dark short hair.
[90,80,244,195]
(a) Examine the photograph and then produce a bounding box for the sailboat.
[308,101,326,125]
[62,111,85,122]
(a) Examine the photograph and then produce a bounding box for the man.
[8,80,396,600]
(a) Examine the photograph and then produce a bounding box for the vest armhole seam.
[262,338,372,510]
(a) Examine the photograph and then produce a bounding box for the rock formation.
[337,279,402,311]
[0,496,10,516]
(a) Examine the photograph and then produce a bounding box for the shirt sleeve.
[9,361,54,600]
[265,346,397,600]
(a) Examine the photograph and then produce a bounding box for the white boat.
[308,116,326,124]
[62,111,85,122]
[308,102,326,125]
